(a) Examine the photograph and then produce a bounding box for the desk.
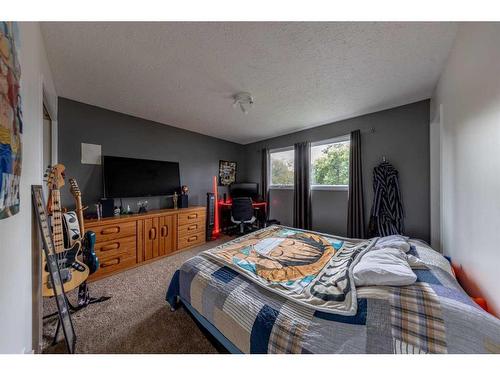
[217,200,267,232]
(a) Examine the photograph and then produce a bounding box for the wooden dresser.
[85,206,206,281]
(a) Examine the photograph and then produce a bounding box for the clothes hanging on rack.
[367,161,404,237]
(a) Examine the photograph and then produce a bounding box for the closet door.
[144,217,159,260]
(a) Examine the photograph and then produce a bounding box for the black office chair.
[231,197,256,234]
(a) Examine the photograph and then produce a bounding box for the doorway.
[32,103,55,353]
[42,105,52,195]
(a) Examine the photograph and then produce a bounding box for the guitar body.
[67,177,100,276]
[83,231,99,275]
[43,164,89,298]
[42,241,89,297]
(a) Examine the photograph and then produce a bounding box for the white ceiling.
[41,22,457,144]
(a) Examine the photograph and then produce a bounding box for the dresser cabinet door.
[158,214,175,256]
[144,217,159,261]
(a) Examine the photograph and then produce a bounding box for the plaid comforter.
[166,226,500,353]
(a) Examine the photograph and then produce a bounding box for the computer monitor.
[229,182,260,200]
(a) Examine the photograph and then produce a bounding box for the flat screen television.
[103,156,180,198]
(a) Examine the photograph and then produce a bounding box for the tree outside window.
[269,140,350,188]
[311,140,350,186]
[270,149,294,186]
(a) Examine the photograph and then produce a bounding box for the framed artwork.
[219,160,237,186]
[0,22,23,219]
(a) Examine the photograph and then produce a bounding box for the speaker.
[99,198,115,218]
[180,195,189,208]
[206,193,215,241]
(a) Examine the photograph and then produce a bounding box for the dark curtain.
[293,141,312,230]
[347,130,365,238]
[261,148,270,220]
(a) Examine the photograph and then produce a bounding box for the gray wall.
[58,97,243,212]
[242,100,430,241]
[58,97,430,242]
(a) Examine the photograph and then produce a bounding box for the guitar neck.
[75,195,85,234]
[51,189,65,253]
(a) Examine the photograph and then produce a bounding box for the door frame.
[32,77,58,353]
[429,103,443,252]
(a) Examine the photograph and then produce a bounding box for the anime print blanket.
[203,225,376,315]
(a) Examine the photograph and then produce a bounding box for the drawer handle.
[187,235,198,242]
[161,225,168,237]
[101,258,120,268]
[188,224,198,231]
[187,214,197,219]
[101,242,120,252]
[149,227,157,240]
[101,227,120,235]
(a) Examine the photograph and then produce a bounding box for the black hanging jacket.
[367,162,404,237]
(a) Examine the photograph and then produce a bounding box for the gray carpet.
[42,237,232,354]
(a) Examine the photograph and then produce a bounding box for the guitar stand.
[43,293,111,319]
[44,288,111,347]
[42,294,80,347]
[76,282,112,310]
[48,297,109,347]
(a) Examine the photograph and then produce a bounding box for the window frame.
[269,145,295,189]
[310,134,350,191]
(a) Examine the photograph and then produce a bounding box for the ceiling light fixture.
[232,92,254,114]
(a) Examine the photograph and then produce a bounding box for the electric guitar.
[68,178,99,275]
[42,164,89,297]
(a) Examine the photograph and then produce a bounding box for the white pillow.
[353,247,417,287]
[373,235,411,253]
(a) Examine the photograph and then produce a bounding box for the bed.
[166,225,500,354]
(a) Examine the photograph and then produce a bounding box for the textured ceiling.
[41,22,457,144]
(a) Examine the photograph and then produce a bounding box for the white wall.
[431,23,500,317]
[0,22,57,353]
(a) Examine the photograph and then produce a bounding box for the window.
[270,147,294,187]
[268,137,350,189]
[311,137,350,189]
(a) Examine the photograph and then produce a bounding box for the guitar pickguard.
[44,242,81,272]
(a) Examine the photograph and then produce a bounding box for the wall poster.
[219,160,237,186]
[0,22,22,219]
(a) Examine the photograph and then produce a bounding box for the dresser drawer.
[91,253,137,279]
[178,210,206,226]
[178,231,205,250]
[94,235,136,259]
[178,219,205,238]
[93,221,137,243]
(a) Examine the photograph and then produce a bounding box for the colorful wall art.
[0,22,22,219]
[219,160,236,186]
